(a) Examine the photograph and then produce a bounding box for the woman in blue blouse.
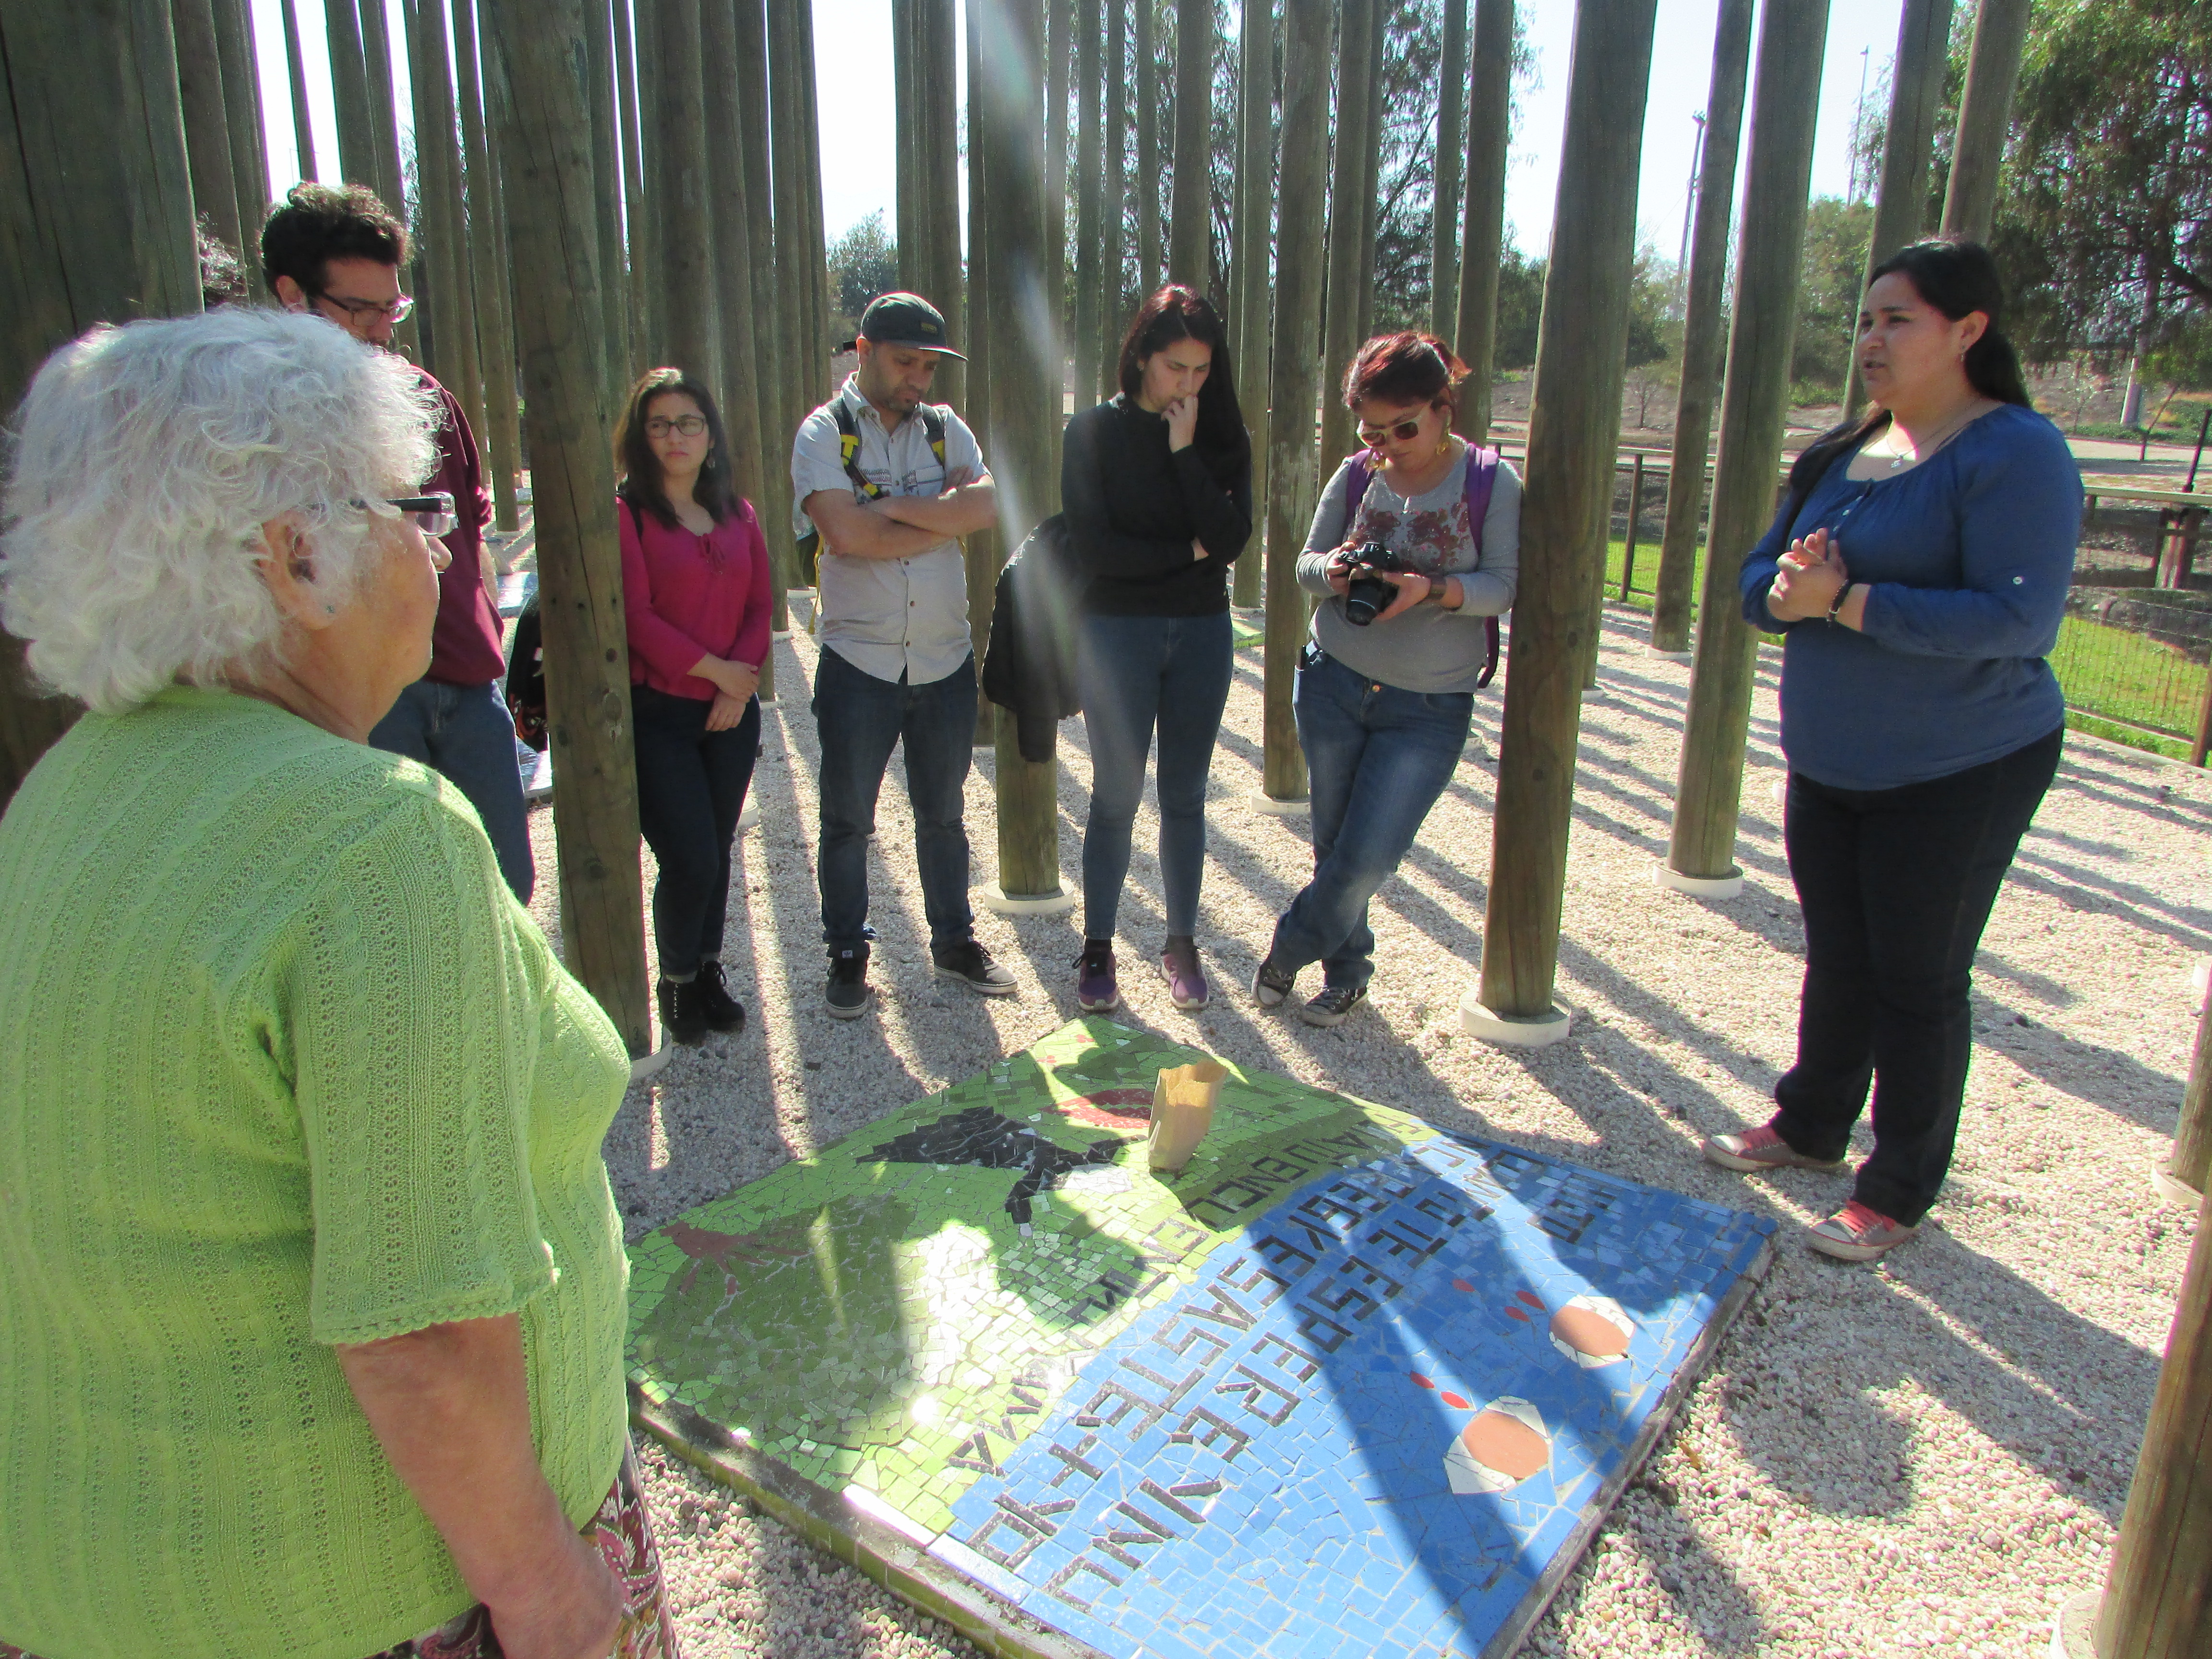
[1702,238,2080,1262]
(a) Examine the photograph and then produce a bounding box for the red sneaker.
[1701,1123,1846,1174]
[1807,1200,1919,1262]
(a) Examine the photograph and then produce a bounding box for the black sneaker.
[934,938,1017,996]
[1298,983,1368,1028]
[1251,955,1296,1009]
[658,977,709,1046]
[825,945,871,1020]
[694,960,746,1034]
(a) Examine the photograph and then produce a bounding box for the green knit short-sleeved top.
[0,688,633,1659]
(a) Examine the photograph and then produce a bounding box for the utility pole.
[1464,0,1662,1047]
[1675,112,1706,315]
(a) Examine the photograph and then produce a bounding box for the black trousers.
[632,685,760,979]
[1771,726,2062,1226]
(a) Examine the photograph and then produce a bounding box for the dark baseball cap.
[844,291,966,361]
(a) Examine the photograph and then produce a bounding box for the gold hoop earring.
[1435,435,1452,456]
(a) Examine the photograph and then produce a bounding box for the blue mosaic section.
[937,1132,1775,1659]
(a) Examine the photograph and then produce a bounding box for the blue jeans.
[632,685,760,979]
[811,648,977,954]
[1268,647,1472,989]
[369,678,535,902]
[1076,610,1233,938]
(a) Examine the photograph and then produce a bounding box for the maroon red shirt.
[415,368,505,688]
[618,495,774,700]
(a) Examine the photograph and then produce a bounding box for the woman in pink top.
[616,368,772,1046]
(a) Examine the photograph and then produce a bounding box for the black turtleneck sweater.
[1060,393,1253,616]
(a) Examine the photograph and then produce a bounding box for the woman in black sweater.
[1061,285,1252,1013]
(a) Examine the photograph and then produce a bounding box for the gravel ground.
[524,606,2209,1659]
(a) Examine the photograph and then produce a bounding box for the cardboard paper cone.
[1147,1060,1228,1172]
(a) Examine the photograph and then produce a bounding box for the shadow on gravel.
[1970,996,2186,1133]
[2004,846,2212,951]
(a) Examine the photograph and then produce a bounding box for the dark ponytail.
[1786,235,2029,495]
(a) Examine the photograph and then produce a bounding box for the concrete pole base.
[2152,1156,2204,1208]
[771,628,793,641]
[1653,861,1744,900]
[1253,794,1311,817]
[1460,992,1574,1048]
[2193,955,2210,1010]
[979,881,1077,917]
[1770,776,1789,808]
[1647,647,1694,663]
[737,802,760,832]
[2049,1587,2101,1659]
[628,1044,675,1084]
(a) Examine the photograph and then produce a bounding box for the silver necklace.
[1884,406,1978,471]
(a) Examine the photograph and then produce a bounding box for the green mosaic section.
[626,1018,1428,1532]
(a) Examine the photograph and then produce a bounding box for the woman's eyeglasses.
[349,493,458,538]
[1358,415,1428,448]
[645,414,709,438]
[313,290,416,325]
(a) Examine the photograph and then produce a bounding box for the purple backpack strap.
[1465,445,1503,687]
[1338,454,1373,541]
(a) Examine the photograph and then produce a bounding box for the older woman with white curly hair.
[0,309,680,1659]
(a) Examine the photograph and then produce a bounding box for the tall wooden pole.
[1467,0,1661,1041]
[1647,0,1754,657]
[174,0,244,252]
[1354,0,1385,344]
[633,0,664,366]
[974,0,1068,902]
[1842,0,1955,415]
[702,0,778,698]
[1072,0,1104,409]
[1096,0,1128,397]
[1230,0,1272,610]
[483,0,652,1056]
[280,0,320,180]
[581,0,626,407]
[1452,0,1511,444]
[325,0,377,191]
[455,0,522,532]
[894,0,920,287]
[653,0,717,378]
[1166,0,1211,292]
[1261,0,1329,808]
[916,0,963,409]
[1942,0,2030,243]
[1318,0,1378,483]
[613,0,648,376]
[2071,1173,2212,1655]
[1134,0,1161,293]
[768,0,817,436]
[412,0,488,450]
[734,0,794,608]
[1430,0,1468,339]
[1664,0,1832,892]
[965,0,1000,727]
[1045,0,1070,471]
[1,0,199,809]
[796,1,831,414]
[358,0,406,217]
[214,0,269,235]
[2163,998,2212,1199]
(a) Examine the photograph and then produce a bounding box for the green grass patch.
[2049,611,2204,742]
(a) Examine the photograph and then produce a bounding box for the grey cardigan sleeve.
[1295,460,1358,594]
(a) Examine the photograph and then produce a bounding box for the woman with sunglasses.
[1060,285,1252,1013]
[615,368,773,1047]
[1251,333,1520,1026]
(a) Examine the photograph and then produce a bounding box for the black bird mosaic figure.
[859,1106,1126,1226]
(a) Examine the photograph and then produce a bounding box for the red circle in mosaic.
[1440,1391,1470,1409]
[1055,1089,1154,1131]
[1411,1372,1434,1389]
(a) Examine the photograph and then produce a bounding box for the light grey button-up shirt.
[791,375,986,686]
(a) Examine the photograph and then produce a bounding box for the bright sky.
[252,0,1905,265]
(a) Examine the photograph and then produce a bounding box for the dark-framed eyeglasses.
[349,492,457,538]
[1358,415,1429,448]
[644,413,709,438]
[313,289,416,325]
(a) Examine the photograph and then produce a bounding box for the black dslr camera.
[1340,542,1408,627]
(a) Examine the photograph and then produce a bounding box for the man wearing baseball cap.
[793,291,1013,1018]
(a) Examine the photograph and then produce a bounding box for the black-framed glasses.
[349,493,457,538]
[1358,415,1428,448]
[313,289,416,324]
[644,414,709,437]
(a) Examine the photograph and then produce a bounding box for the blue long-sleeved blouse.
[1738,402,2081,791]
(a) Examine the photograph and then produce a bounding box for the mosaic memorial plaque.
[628,1020,1776,1659]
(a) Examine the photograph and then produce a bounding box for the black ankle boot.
[658,976,708,1046]
[694,961,746,1034]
